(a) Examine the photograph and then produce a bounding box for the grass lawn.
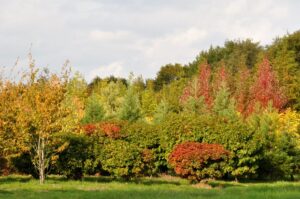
[0,175,299,199]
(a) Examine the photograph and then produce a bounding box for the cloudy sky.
[0,0,299,81]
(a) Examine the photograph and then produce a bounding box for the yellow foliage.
[277,109,300,138]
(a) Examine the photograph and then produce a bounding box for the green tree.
[119,86,141,122]
[81,93,105,124]
[155,63,184,90]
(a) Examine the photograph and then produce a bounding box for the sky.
[0,0,299,82]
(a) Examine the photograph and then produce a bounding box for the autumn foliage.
[247,58,287,114]
[180,62,212,107]
[82,124,97,136]
[168,142,230,181]
[82,122,121,138]
[99,122,121,139]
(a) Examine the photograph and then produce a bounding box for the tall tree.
[180,62,212,107]
[155,63,184,90]
[268,32,300,110]
[247,58,286,114]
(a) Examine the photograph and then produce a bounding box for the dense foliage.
[168,142,230,181]
[0,31,300,183]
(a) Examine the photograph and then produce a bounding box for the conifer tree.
[81,93,105,124]
[119,86,141,122]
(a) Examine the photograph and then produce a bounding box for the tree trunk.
[38,136,45,184]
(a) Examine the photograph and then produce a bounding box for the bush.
[168,142,229,182]
[54,134,92,180]
[122,121,161,175]
[99,140,144,179]
[10,152,39,178]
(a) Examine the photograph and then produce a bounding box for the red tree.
[247,58,286,114]
[234,67,251,115]
[180,62,212,107]
[213,64,228,92]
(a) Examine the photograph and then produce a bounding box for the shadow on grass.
[81,176,182,186]
[0,176,32,183]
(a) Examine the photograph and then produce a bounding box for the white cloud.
[89,30,133,42]
[0,0,299,81]
[88,61,126,81]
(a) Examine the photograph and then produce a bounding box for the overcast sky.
[0,0,299,81]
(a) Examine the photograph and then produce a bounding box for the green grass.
[0,175,299,199]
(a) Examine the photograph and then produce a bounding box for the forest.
[0,30,299,185]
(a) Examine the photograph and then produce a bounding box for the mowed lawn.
[0,175,299,199]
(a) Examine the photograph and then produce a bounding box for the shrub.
[122,121,161,174]
[54,134,92,180]
[82,124,97,136]
[168,142,229,182]
[99,122,121,139]
[100,140,144,179]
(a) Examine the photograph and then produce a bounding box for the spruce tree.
[119,87,141,122]
[81,93,105,124]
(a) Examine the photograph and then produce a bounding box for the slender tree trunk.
[38,136,45,184]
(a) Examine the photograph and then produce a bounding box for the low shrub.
[168,142,229,182]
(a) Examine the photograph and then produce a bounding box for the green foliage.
[182,96,207,115]
[54,134,92,180]
[119,87,141,122]
[122,121,161,175]
[98,81,127,119]
[248,110,300,179]
[153,99,171,124]
[155,63,184,90]
[81,93,105,124]
[212,84,237,120]
[99,140,144,178]
[267,31,300,110]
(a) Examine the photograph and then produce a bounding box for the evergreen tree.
[153,99,171,123]
[119,87,141,122]
[212,83,237,120]
[81,93,105,124]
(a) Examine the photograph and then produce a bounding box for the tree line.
[0,31,299,184]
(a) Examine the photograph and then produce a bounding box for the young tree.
[16,60,71,184]
[81,93,105,124]
[153,99,171,123]
[99,81,126,119]
[247,58,286,114]
[234,67,252,115]
[119,86,141,122]
[180,62,212,108]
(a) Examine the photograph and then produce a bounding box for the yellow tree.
[16,60,70,184]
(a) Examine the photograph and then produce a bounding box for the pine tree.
[153,99,170,123]
[119,87,141,122]
[212,83,237,120]
[81,93,105,124]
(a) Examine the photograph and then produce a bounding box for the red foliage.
[82,124,97,136]
[213,65,228,92]
[168,142,230,180]
[180,62,212,107]
[247,58,286,114]
[235,68,251,115]
[99,122,121,139]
